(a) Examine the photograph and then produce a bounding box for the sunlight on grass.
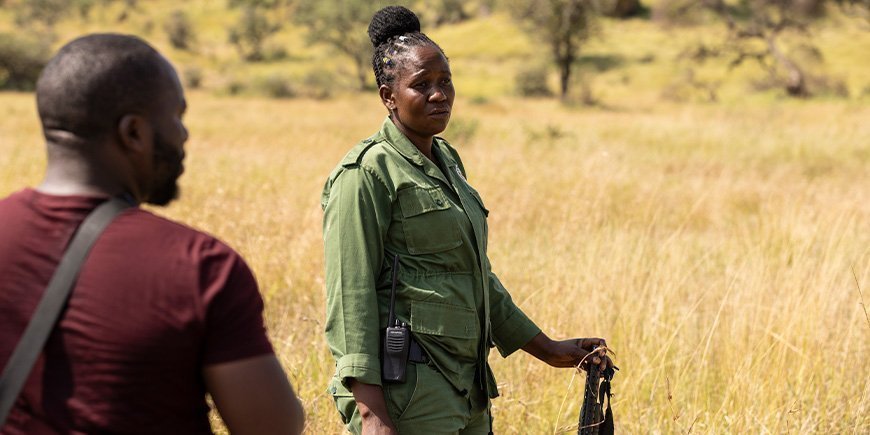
[2,91,867,433]
[1,1,868,432]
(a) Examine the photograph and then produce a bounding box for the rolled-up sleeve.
[322,166,392,388]
[487,271,541,357]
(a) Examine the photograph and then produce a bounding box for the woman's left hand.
[522,332,613,371]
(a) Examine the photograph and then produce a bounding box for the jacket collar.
[380,117,426,167]
[379,117,458,187]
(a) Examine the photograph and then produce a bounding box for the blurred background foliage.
[0,0,867,102]
[1,2,868,433]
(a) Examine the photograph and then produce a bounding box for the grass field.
[1,1,869,433]
[1,89,867,433]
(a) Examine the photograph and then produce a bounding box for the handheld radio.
[382,254,410,383]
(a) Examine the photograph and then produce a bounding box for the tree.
[164,9,196,50]
[432,0,473,25]
[12,0,71,27]
[228,5,282,61]
[295,0,390,91]
[509,0,597,101]
[600,0,643,18]
[673,0,869,97]
[0,32,51,90]
[225,0,293,62]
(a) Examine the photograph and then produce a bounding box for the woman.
[322,6,611,434]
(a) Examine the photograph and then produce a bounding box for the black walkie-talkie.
[382,254,410,383]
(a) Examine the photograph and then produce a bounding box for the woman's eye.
[442,77,452,85]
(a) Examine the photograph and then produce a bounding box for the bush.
[260,74,296,99]
[225,77,246,96]
[432,0,472,26]
[807,75,849,98]
[443,117,479,146]
[515,64,553,97]
[301,68,335,100]
[183,66,203,89]
[14,0,69,27]
[164,9,195,50]
[525,123,572,146]
[262,42,289,62]
[0,33,51,91]
[599,0,644,18]
[652,0,705,26]
[469,95,490,105]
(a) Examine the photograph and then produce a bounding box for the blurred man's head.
[36,34,188,205]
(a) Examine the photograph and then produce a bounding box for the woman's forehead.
[402,45,450,76]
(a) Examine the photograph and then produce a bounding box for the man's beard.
[147,133,184,206]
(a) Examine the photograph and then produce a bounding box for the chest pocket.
[398,186,463,255]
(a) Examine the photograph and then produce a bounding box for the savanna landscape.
[1,0,868,433]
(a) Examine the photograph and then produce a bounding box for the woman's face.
[381,44,455,145]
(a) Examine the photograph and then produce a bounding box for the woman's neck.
[391,116,435,161]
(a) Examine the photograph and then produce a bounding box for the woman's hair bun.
[368,6,421,47]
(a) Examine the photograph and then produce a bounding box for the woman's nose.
[429,87,447,102]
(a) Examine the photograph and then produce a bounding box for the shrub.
[444,118,479,146]
[262,42,289,62]
[524,123,571,146]
[225,77,246,96]
[183,66,203,89]
[515,64,553,97]
[599,0,644,18]
[260,74,296,99]
[14,0,69,27]
[302,68,335,100]
[164,9,195,50]
[0,33,50,91]
[652,0,705,26]
[469,95,489,105]
[807,75,849,98]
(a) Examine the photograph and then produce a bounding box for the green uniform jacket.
[322,118,541,401]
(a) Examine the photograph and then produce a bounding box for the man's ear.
[117,114,153,154]
[379,84,396,111]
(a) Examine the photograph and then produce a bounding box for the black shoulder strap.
[0,197,131,426]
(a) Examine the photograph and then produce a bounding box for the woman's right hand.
[522,332,614,372]
[350,380,399,435]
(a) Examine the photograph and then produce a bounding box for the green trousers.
[334,362,490,435]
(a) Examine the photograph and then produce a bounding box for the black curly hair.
[368,5,446,88]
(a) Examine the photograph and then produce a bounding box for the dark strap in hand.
[0,197,131,426]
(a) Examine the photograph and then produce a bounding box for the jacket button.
[435,199,444,206]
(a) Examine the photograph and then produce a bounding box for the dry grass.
[2,3,868,433]
[1,90,867,433]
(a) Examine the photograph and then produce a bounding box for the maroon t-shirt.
[0,189,274,434]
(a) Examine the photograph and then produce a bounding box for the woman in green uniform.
[322,6,612,434]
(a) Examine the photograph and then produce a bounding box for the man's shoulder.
[0,188,37,211]
[119,208,213,239]
[111,208,240,263]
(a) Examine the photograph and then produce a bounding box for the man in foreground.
[0,34,303,434]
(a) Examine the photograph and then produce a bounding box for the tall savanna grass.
[1,89,867,433]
